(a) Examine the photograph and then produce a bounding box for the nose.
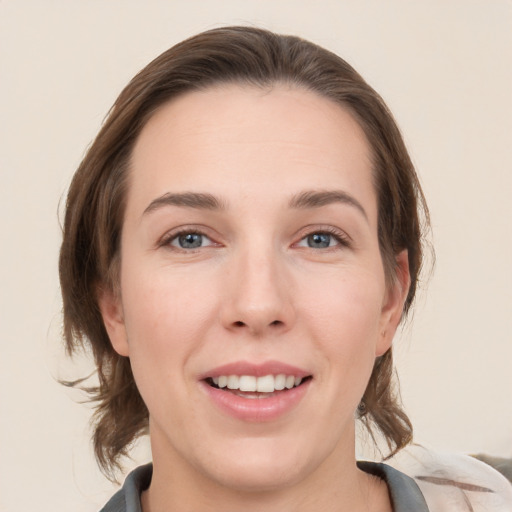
[220,245,295,337]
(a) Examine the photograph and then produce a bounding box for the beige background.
[1,1,511,510]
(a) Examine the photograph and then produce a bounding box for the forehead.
[128,84,376,220]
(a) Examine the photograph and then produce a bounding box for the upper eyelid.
[158,226,215,248]
[297,233,349,249]
[295,225,352,242]
[159,224,211,237]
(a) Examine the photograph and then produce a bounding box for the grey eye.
[175,233,204,249]
[306,233,332,248]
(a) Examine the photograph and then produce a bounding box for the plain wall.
[1,1,511,510]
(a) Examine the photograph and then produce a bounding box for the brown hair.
[59,26,429,478]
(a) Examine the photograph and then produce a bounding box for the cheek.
[119,268,217,390]
[302,268,385,339]
[299,267,385,384]
[122,260,216,333]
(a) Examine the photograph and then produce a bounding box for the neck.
[141,427,391,512]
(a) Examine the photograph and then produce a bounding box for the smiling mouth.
[205,374,312,399]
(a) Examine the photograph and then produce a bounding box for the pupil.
[308,233,330,248]
[179,233,202,248]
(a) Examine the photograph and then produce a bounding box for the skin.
[100,84,409,512]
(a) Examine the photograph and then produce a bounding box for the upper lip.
[199,360,311,380]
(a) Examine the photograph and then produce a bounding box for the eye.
[168,231,214,250]
[303,233,335,249]
[296,230,349,249]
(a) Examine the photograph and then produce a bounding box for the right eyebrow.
[143,192,226,215]
[289,189,368,222]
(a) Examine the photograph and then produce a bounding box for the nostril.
[229,319,285,332]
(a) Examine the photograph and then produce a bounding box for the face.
[100,85,409,493]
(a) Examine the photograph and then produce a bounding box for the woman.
[59,26,510,511]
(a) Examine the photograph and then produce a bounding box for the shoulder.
[358,461,430,511]
[388,445,512,512]
[99,463,153,512]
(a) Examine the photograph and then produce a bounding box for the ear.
[376,250,411,356]
[97,286,130,357]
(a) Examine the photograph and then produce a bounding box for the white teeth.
[227,375,239,389]
[256,374,275,392]
[239,375,257,392]
[274,374,286,390]
[210,373,306,393]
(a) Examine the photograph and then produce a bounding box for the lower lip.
[200,380,311,422]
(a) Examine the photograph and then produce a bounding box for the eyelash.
[159,227,214,251]
[295,226,351,250]
[159,226,351,252]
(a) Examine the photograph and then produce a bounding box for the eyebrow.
[289,190,368,221]
[143,192,226,215]
[143,189,367,221]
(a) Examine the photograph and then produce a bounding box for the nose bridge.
[222,236,293,335]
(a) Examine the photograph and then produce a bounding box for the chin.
[194,437,322,493]
[210,457,307,493]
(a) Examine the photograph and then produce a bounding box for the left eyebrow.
[143,192,226,215]
[289,190,368,222]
